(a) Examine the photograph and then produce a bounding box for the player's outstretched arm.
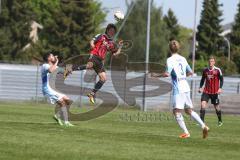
[162,72,170,77]
[187,72,193,77]
[198,70,205,93]
[90,40,95,49]
[113,40,123,56]
[218,74,224,94]
[150,72,162,78]
[186,64,194,77]
[149,72,169,78]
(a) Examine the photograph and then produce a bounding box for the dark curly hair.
[105,23,117,34]
[42,51,52,62]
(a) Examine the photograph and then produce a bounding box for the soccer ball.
[114,10,124,21]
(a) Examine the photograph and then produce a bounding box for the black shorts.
[201,93,220,105]
[88,54,105,74]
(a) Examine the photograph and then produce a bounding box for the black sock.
[78,65,86,70]
[92,80,105,93]
[216,110,222,122]
[200,109,205,122]
[72,65,86,71]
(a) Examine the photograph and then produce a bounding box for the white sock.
[54,106,61,118]
[175,113,189,134]
[191,111,205,129]
[61,106,69,122]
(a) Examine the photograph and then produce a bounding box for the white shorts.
[43,88,65,104]
[172,92,193,109]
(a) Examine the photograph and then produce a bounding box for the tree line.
[120,0,240,74]
[0,0,240,74]
[0,0,105,63]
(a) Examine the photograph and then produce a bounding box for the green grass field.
[0,102,240,160]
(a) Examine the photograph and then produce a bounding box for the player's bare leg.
[86,61,94,69]
[62,96,73,111]
[185,108,209,139]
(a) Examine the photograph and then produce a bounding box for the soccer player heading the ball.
[63,23,123,104]
[151,40,209,139]
[41,52,74,127]
[198,56,223,126]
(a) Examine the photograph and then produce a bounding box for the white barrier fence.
[0,63,240,113]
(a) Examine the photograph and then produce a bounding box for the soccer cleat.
[87,93,96,104]
[179,133,190,139]
[202,126,210,139]
[64,121,74,127]
[218,121,223,127]
[63,64,73,80]
[53,115,63,126]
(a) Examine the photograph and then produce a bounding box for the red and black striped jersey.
[200,66,223,94]
[90,34,117,60]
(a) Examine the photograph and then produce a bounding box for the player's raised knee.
[184,108,192,115]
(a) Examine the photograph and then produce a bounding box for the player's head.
[169,40,180,54]
[208,56,216,68]
[43,52,55,63]
[105,23,117,39]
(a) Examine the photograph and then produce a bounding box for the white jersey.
[41,63,52,94]
[41,63,64,104]
[166,54,192,95]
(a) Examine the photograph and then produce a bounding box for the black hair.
[105,23,117,34]
[42,52,52,62]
